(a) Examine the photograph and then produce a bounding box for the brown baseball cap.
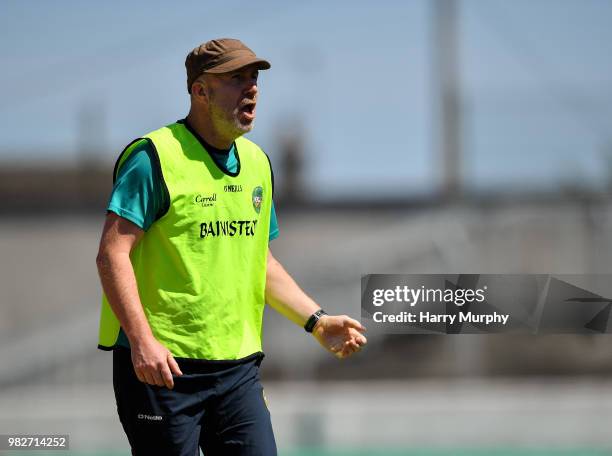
[185,38,271,93]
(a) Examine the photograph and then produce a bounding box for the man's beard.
[208,91,254,136]
[231,106,255,133]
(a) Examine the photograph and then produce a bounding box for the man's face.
[201,65,260,137]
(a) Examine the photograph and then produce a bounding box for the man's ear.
[191,80,208,102]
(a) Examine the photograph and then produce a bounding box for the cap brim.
[204,57,271,74]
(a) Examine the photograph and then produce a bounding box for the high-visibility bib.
[98,122,272,360]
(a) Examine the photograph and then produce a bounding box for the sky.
[1,0,611,198]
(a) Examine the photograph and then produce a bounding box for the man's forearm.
[265,251,320,326]
[96,251,153,344]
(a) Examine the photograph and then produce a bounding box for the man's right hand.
[130,337,183,389]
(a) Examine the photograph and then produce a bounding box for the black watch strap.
[304,309,328,333]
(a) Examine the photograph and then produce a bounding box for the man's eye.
[231,74,241,80]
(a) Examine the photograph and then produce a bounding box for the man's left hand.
[312,315,367,359]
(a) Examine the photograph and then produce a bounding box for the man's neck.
[185,110,235,150]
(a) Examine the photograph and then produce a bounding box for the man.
[96,38,367,456]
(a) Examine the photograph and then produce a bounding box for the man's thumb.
[343,316,366,332]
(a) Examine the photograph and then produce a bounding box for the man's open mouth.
[239,101,256,120]
[241,101,256,113]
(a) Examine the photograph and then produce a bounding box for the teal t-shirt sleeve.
[106,140,162,231]
[269,201,279,241]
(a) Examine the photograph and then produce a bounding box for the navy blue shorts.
[113,348,277,456]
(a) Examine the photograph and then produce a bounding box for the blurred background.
[2,0,612,454]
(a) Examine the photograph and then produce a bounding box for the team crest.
[252,186,263,213]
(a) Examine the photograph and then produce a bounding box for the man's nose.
[243,80,258,97]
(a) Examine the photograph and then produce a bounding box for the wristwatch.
[304,309,328,333]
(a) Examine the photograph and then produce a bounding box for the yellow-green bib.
[98,122,272,360]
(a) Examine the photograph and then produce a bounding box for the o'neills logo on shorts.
[137,413,163,421]
[199,220,257,238]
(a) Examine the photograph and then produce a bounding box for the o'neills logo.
[137,413,163,421]
[200,220,257,238]
[224,184,243,193]
[194,193,217,207]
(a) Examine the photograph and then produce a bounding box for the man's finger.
[160,364,175,390]
[341,345,357,358]
[167,354,183,377]
[341,340,355,351]
[149,369,165,387]
[330,343,342,353]
[356,334,368,346]
[134,367,146,383]
[345,340,360,353]
[143,371,156,386]
[348,328,368,345]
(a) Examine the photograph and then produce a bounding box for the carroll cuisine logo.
[194,193,217,208]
